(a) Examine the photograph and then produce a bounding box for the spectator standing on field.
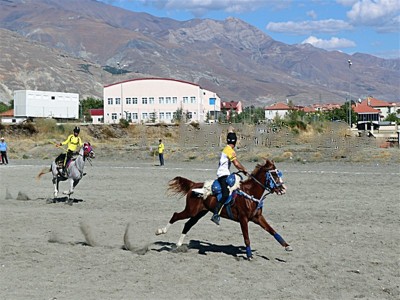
[158,139,165,166]
[0,137,9,165]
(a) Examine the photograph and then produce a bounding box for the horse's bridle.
[249,169,284,193]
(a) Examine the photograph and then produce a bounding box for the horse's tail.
[168,176,202,197]
[36,166,51,181]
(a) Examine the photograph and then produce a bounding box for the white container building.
[14,90,79,119]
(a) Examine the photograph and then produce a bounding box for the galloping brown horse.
[156,159,292,259]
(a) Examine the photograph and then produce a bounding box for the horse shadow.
[46,196,83,204]
[153,240,267,260]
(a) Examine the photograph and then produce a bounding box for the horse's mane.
[250,159,275,176]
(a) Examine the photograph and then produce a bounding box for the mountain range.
[0,0,399,106]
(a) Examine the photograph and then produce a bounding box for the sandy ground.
[0,157,399,300]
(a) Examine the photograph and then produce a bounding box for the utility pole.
[117,62,128,120]
[348,60,352,128]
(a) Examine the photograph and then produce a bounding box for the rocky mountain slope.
[0,0,399,105]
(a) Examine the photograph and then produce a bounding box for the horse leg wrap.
[246,246,252,259]
[177,234,186,247]
[273,233,286,246]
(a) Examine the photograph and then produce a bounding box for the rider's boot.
[211,201,223,225]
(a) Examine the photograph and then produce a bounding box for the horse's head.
[83,142,95,159]
[251,159,286,195]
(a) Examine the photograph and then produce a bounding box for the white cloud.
[346,0,400,32]
[302,36,356,50]
[266,19,352,35]
[307,10,317,19]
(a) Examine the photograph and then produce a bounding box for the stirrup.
[211,214,220,225]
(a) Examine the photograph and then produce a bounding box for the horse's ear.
[265,159,274,169]
[262,157,272,165]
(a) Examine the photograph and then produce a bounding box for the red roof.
[0,109,13,117]
[265,102,291,110]
[89,109,104,116]
[300,106,316,113]
[354,101,380,114]
[363,97,392,107]
[222,101,239,109]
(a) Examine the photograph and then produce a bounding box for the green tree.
[384,113,400,124]
[173,107,183,123]
[0,100,13,113]
[80,97,103,120]
[322,103,357,125]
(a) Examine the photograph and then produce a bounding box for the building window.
[132,113,138,120]
[172,97,177,104]
[126,98,131,104]
[187,112,193,119]
[126,113,132,121]
[111,113,117,120]
[149,97,154,104]
[159,97,164,104]
[183,97,189,104]
[116,98,121,105]
[149,112,156,120]
[142,112,148,120]
[159,112,165,119]
[166,97,171,104]
[166,112,172,119]
[133,98,138,104]
[190,96,196,104]
[142,98,148,104]
[108,98,113,105]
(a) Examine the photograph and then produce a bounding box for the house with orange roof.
[0,109,25,124]
[312,103,341,112]
[354,100,381,130]
[221,101,243,120]
[264,102,293,120]
[362,96,397,120]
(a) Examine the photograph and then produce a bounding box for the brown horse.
[156,159,292,259]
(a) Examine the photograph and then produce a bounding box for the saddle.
[55,154,77,177]
[193,173,242,206]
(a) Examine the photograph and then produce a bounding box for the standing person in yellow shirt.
[158,139,165,166]
[55,126,83,175]
[211,132,248,225]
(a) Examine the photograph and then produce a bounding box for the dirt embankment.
[0,121,398,164]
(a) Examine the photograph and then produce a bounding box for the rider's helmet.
[73,126,80,134]
[227,132,237,146]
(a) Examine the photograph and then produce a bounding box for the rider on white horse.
[55,126,83,176]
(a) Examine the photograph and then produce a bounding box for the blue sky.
[99,0,400,59]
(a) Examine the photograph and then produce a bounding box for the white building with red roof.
[361,97,398,120]
[264,102,292,120]
[89,109,104,124]
[221,101,243,120]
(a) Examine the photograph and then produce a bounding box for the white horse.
[37,142,95,203]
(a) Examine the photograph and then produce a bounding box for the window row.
[109,111,195,121]
[107,96,197,105]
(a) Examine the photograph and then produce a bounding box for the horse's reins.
[244,169,283,204]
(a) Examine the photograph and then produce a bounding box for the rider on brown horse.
[211,132,248,225]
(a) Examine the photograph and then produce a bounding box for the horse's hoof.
[285,245,293,251]
[155,228,165,235]
[247,256,253,261]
